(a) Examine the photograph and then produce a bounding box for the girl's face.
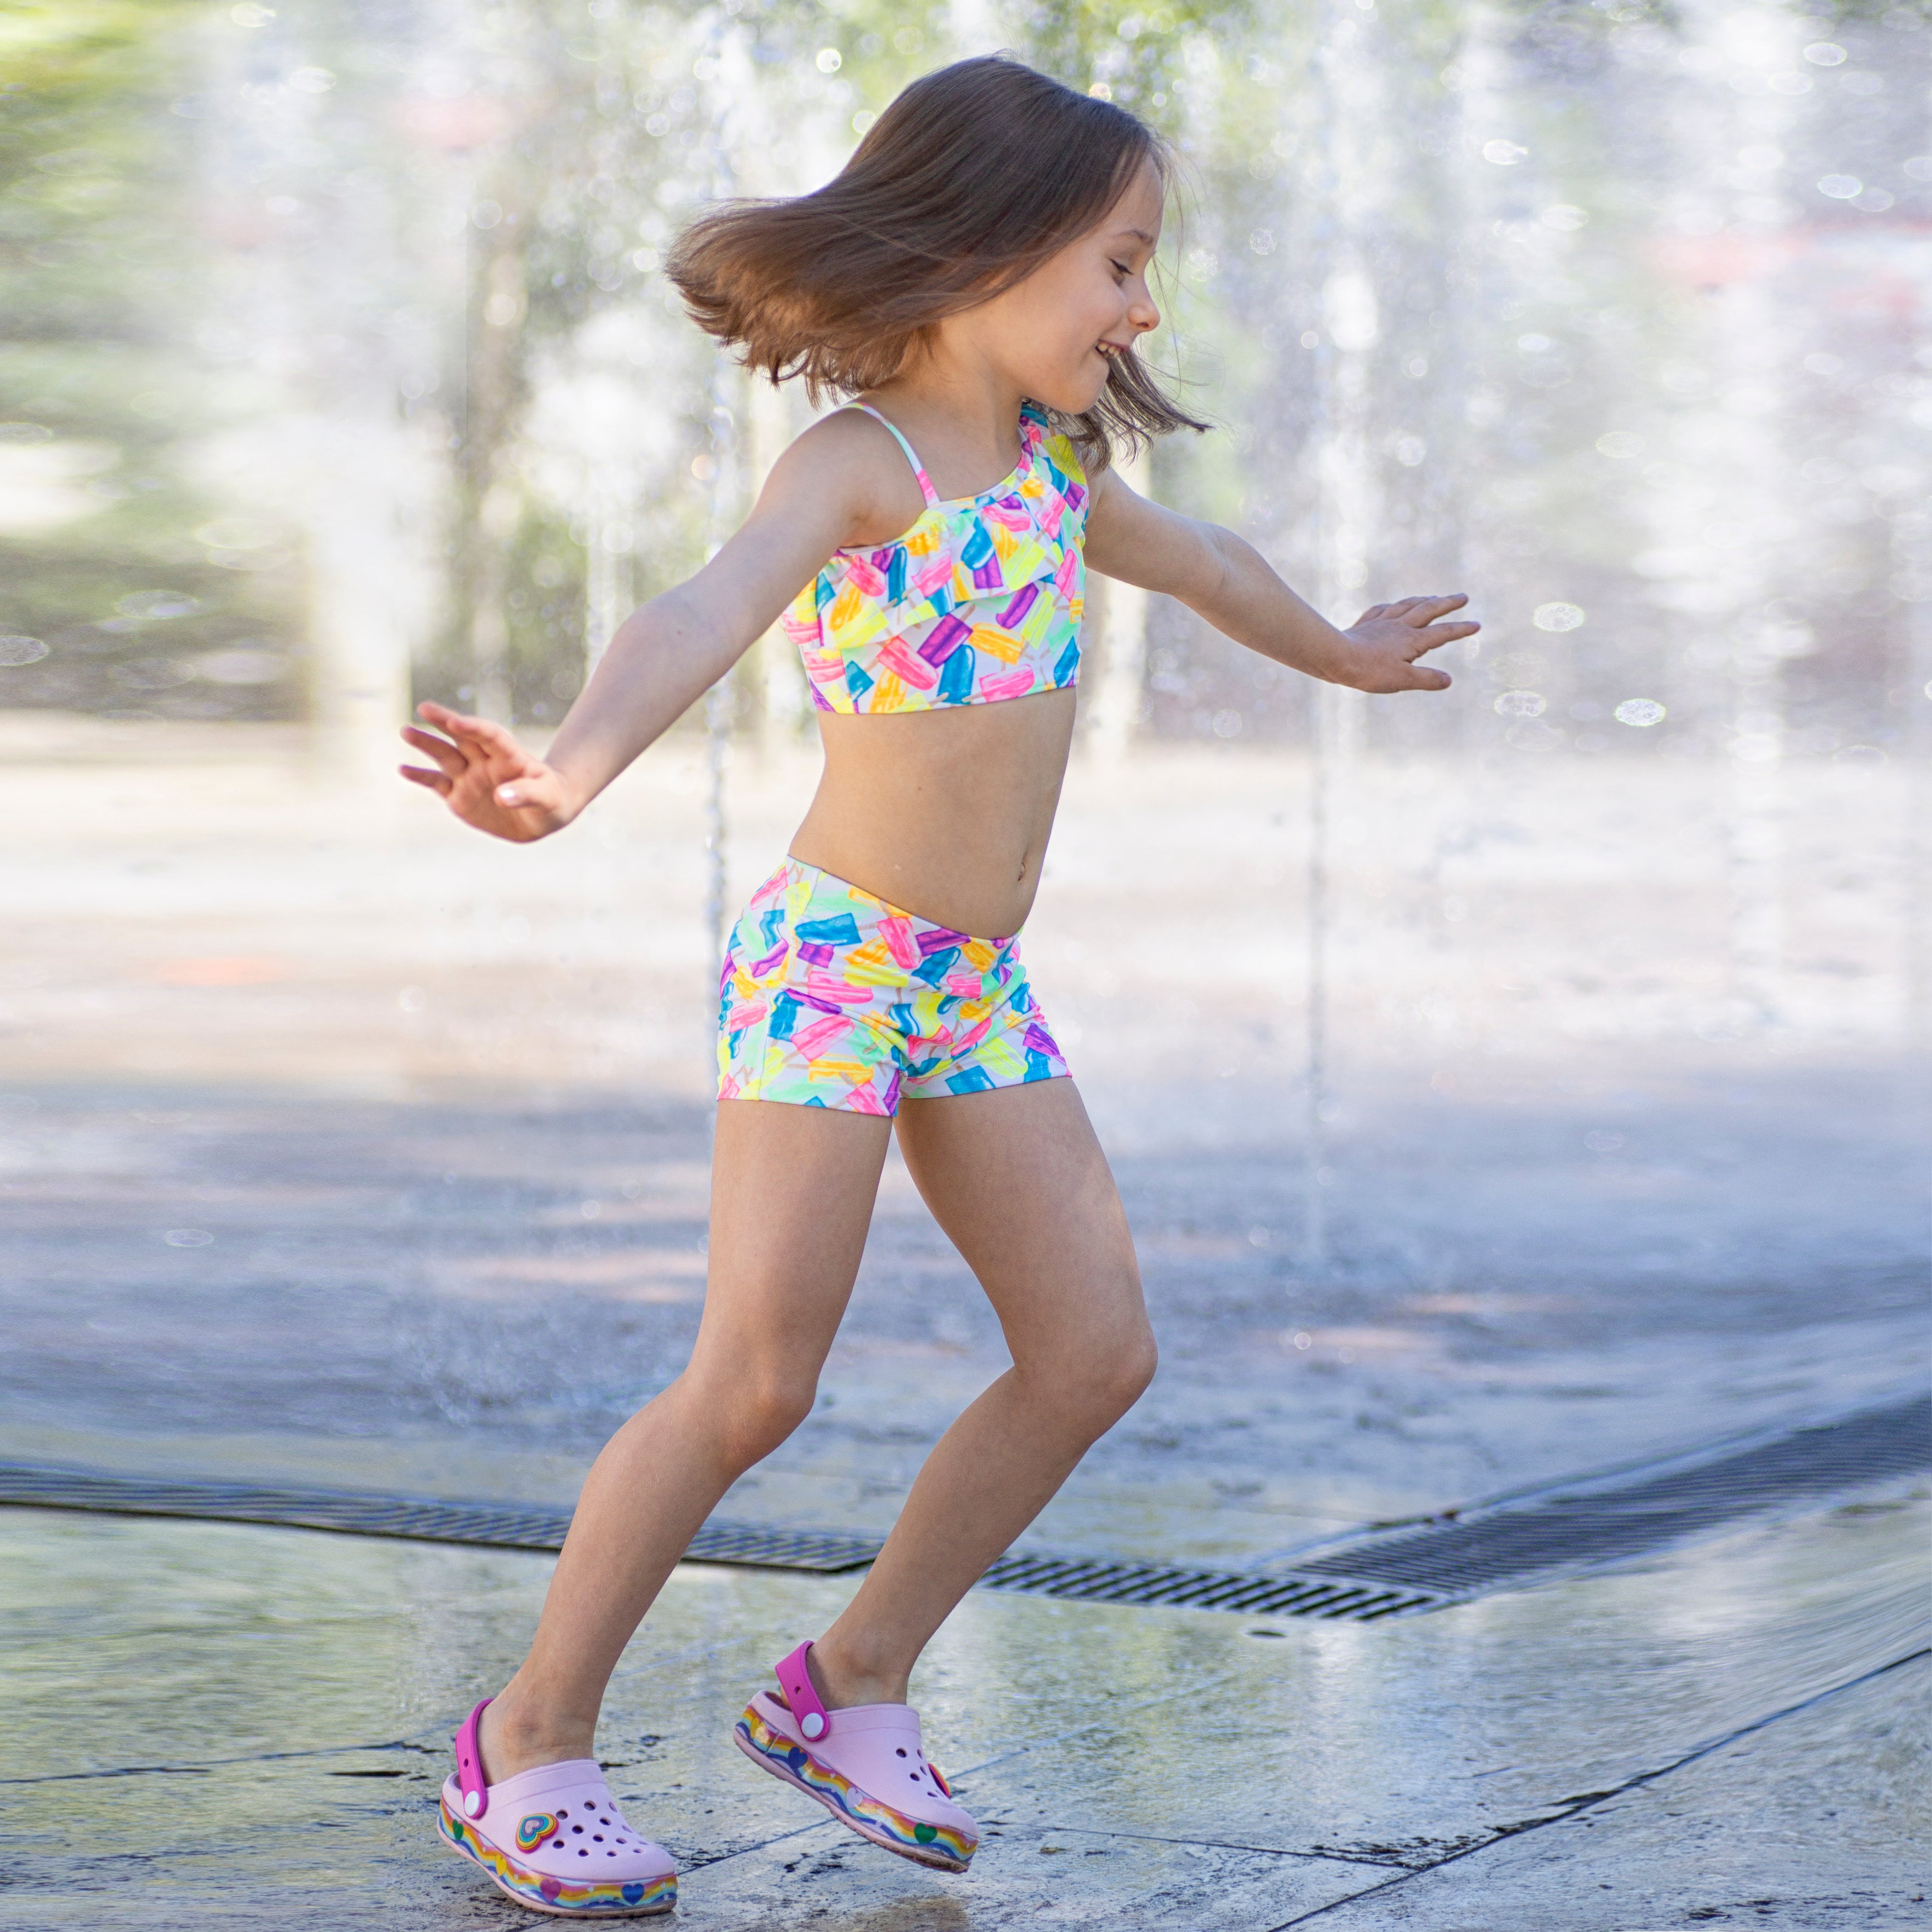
[954,160,1166,415]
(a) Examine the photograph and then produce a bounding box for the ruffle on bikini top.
[782,400,1089,716]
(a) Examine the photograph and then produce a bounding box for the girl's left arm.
[1082,465,1477,693]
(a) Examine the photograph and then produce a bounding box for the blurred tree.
[0,0,305,721]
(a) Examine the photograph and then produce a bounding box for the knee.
[1097,1325,1159,1418]
[691,1366,818,1469]
[1034,1320,1157,1435]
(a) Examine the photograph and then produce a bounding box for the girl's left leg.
[805,1076,1157,1708]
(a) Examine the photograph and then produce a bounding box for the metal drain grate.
[0,1464,882,1574]
[1288,1394,1931,1600]
[977,1550,1442,1620]
[1,1395,1920,1622]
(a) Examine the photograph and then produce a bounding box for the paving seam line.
[1257,1647,1932,1930]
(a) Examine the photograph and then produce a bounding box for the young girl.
[402,54,1472,1918]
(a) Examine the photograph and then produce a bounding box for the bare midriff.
[786,684,1076,940]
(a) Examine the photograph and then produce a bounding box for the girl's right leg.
[476,1099,891,1784]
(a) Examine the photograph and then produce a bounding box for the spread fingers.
[399,726,467,776]
[416,701,516,756]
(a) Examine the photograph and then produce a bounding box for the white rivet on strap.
[464,1790,483,1817]
[800,1712,825,1740]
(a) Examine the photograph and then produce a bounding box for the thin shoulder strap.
[843,402,939,508]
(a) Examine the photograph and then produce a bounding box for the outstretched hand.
[1336,593,1477,694]
[398,702,578,843]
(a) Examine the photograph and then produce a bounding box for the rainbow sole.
[438,1795,676,1916]
[733,1706,975,1873]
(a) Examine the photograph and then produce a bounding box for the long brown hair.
[666,56,1207,469]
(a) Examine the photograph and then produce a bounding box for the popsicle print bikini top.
[781,400,1089,715]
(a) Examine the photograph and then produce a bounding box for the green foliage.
[500,502,588,723]
[0,0,305,719]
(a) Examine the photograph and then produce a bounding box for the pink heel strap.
[453,1697,492,1821]
[774,1642,832,1742]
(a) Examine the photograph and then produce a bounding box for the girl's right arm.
[399,412,897,842]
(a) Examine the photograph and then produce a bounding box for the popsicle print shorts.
[716,858,1070,1115]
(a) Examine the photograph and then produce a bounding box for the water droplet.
[116,591,202,621]
[1483,139,1527,166]
[162,1229,213,1247]
[1817,175,1863,201]
[1533,603,1585,632]
[0,636,48,666]
[1595,432,1643,459]
[1802,40,1846,65]
[815,46,841,73]
[194,516,277,551]
[195,649,283,685]
[1615,699,1666,727]
[1495,690,1547,718]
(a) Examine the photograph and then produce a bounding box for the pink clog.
[437,1698,677,1916]
[732,1643,979,1872]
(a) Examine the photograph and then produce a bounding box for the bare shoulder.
[768,405,928,549]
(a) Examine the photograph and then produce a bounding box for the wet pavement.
[2,719,1927,1925]
[4,1491,1924,1928]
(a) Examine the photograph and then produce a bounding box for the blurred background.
[11,0,1929,760]
[6,0,1930,1502]
[4,4,1929,1924]
[5,0,1926,1473]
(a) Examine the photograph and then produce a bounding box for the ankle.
[808,1635,911,1711]
[478,1677,598,1782]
